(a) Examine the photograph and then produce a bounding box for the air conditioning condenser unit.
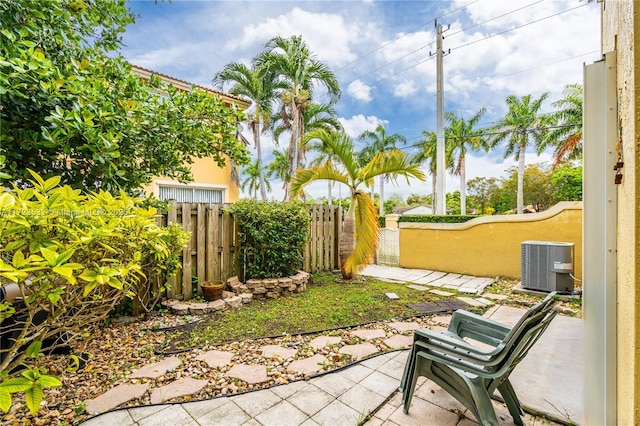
[521,241,574,292]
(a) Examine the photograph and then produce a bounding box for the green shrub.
[227,200,310,280]
[399,214,479,224]
[0,171,188,413]
[378,216,386,228]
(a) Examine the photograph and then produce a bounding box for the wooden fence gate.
[159,202,343,300]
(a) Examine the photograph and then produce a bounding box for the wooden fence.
[159,202,343,300]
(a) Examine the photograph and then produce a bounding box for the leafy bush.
[378,216,386,228]
[0,171,188,413]
[399,215,479,224]
[228,200,310,280]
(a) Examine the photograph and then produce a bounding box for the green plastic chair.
[400,291,557,393]
[401,299,558,426]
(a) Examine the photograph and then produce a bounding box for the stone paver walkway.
[361,264,495,295]
[81,267,577,426]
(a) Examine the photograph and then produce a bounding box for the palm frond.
[359,149,426,184]
[341,190,379,279]
[290,161,348,198]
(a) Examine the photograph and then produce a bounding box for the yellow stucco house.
[583,1,638,424]
[131,65,251,204]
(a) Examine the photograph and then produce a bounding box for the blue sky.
[120,0,600,200]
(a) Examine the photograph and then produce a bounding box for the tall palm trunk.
[327,181,333,205]
[379,175,385,216]
[459,155,466,215]
[252,121,268,201]
[517,144,526,214]
[339,203,356,279]
[287,99,299,199]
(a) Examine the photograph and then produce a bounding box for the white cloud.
[347,79,373,102]
[339,114,387,139]
[225,7,359,68]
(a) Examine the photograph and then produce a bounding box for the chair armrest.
[449,310,511,345]
[413,327,505,362]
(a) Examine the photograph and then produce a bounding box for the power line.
[334,0,481,74]
[449,3,588,53]
[446,0,545,39]
[344,3,591,96]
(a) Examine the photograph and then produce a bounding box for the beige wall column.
[600,2,639,424]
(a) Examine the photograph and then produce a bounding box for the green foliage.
[551,163,582,201]
[378,216,386,228]
[399,215,479,224]
[1,0,249,193]
[227,200,310,279]
[0,171,188,410]
[0,342,61,415]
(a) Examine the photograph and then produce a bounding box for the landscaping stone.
[407,284,429,291]
[483,293,508,300]
[224,295,243,309]
[170,302,190,315]
[388,321,420,332]
[429,289,455,297]
[150,377,208,404]
[350,328,386,340]
[226,364,270,384]
[308,335,342,350]
[239,293,253,303]
[457,296,489,307]
[278,277,293,288]
[385,292,400,300]
[221,290,235,299]
[261,345,297,359]
[86,383,149,414]
[475,297,494,306]
[188,302,209,315]
[383,335,413,349]
[339,343,379,360]
[287,354,329,375]
[196,350,235,368]
[130,356,181,379]
[206,299,227,311]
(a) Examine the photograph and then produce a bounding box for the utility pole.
[435,20,446,215]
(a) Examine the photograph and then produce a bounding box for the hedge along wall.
[399,201,583,279]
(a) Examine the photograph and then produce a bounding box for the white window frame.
[154,180,229,203]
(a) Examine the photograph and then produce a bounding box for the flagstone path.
[83,267,500,416]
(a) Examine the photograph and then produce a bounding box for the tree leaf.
[24,384,43,415]
[0,389,12,414]
[25,341,42,358]
[0,377,32,393]
[36,376,61,388]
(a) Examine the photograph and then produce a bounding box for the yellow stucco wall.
[141,156,240,203]
[398,202,582,280]
[602,1,639,424]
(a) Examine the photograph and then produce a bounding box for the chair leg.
[399,346,415,392]
[468,377,499,426]
[498,380,524,426]
[402,351,423,414]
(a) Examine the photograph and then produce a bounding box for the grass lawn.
[185,271,486,347]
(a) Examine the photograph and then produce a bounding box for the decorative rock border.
[163,271,310,315]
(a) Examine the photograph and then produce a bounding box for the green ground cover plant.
[187,272,460,346]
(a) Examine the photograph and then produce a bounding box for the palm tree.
[256,35,341,198]
[266,148,291,201]
[241,160,270,199]
[414,130,452,213]
[540,83,583,167]
[358,125,407,216]
[292,129,425,279]
[213,63,283,201]
[491,93,549,214]
[445,108,488,215]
